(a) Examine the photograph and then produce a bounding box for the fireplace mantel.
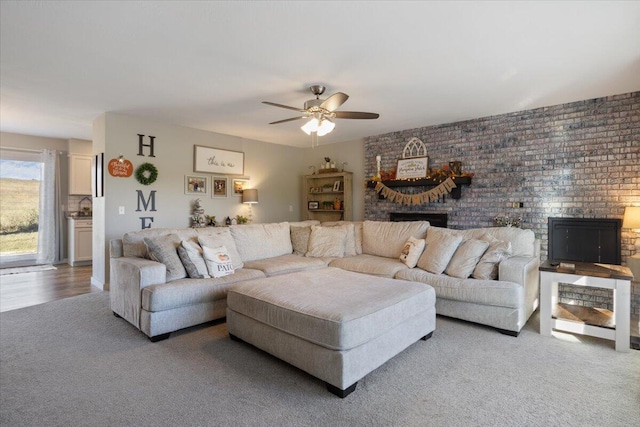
[366,176,472,200]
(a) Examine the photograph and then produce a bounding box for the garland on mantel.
[374,177,457,205]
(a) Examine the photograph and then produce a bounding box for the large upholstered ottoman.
[226,267,436,397]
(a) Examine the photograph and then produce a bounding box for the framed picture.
[212,176,228,198]
[185,175,207,195]
[333,180,341,192]
[194,145,244,175]
[396,157,428,179]
[308,201,319,210]
[232,178,249,196]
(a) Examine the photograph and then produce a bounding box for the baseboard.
[91,276,105,290]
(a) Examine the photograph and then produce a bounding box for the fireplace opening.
[547,217,622,264]
[389,212,447,228]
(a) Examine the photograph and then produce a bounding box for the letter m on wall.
[136,190,157,212]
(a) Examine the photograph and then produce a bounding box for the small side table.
[539,261,633,352]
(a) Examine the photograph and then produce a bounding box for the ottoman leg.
[326,382,357,398]
[421,331,433,341]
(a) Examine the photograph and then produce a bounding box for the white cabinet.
[68,218,92,266]
[69,154,92,195]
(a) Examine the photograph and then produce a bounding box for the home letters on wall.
[136,134,157,229]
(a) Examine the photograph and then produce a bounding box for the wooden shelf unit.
[303,171,352,222]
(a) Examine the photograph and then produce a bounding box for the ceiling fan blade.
[262,101,306,112]
[333,111,380,119]
[320,92,349,111]
[269,116,306,125]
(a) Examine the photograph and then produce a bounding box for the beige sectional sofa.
[110,220,539,341]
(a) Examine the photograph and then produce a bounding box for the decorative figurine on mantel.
[191,198,206,228]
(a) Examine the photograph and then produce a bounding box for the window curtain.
[36,149,61,264]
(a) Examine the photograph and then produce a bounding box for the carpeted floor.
[1,292,639,427]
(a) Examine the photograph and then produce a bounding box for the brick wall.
[364,92,640,315]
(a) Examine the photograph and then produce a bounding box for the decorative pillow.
[399,236,426,268]
[290,226,311,256]
[322,223,357,257]
[416,230,463,274]
[305,225,348,258]
[202,245,235,278]
[362,220,430,258]
[177,240,210,279]
[445,238,490,279]
[198,230,243,270]
[472,234,512,280]
[143,234,187,282]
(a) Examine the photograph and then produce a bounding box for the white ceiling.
[1,1,639,148]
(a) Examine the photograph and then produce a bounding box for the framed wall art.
[185,175,208,195]
[308,201,319,210]
[396,157,428,179]
[232,178,249,196]
[212,177,228,198]
[194,145,244,175]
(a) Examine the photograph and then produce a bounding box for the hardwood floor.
[0,264,99,313]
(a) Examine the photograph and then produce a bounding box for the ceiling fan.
[262,85,379,139]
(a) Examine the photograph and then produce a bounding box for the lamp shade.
[242,188,258,204]
[623,206,640,229]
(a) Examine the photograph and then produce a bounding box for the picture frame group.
[184,175,250,198]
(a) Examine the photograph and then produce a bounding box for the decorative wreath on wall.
[135,162,158,185]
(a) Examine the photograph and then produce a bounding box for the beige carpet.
[1,292,639,427]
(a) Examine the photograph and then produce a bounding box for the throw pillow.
[445,238,490,279]
[202,245,235,278]
[198,229,244,270]
[178,240,210,279]
[399,236,426,268]
[305,225,348,258]
[472,234,512,280]
[144,234,187,282]
[322,223,357,257]
[416,229,463,274]
[290,225,311,256]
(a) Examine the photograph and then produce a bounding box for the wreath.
[135,162,158,185]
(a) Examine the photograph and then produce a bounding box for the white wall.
[94,112,308,287]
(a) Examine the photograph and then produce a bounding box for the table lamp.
[623,206,640,254]
[242,189,259,223]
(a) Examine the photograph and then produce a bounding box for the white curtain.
[36,149,61,264]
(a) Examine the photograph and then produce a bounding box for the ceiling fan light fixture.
[301,117,320,135]
[316,118,335,136]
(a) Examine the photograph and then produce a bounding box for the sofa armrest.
[110,257,167,330]
[499,256,540,317]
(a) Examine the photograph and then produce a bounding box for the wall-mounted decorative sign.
[108,157,133,177]
[194,145,244,175]
[396,157,428,179]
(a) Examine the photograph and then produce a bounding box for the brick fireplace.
[363,92,640,317]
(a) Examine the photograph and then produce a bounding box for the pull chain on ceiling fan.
[262,85,380,147]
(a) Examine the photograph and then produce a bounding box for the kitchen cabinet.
[302,171,352,222]
[69,154,92,195]
[68,218,92,266]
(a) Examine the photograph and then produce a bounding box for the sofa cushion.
[329,254,409,278]
[362,220,429,258]
[143,234,187,282]
[197,228,244,270]
[123,228,197,259]
[399,236,426,268]
[141,268,266,312]
[230,222,292,262]
[417,228,463,274]
[290,225,311,256]
[472,235,512,280]
[178,240,210,279]
[445,238,490,279]
[242,254,328,277]
[202,245,235,278]
[396,268,523,309]
[455,227,535,257]
[306,225,348,258]
[320,222,359,256]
